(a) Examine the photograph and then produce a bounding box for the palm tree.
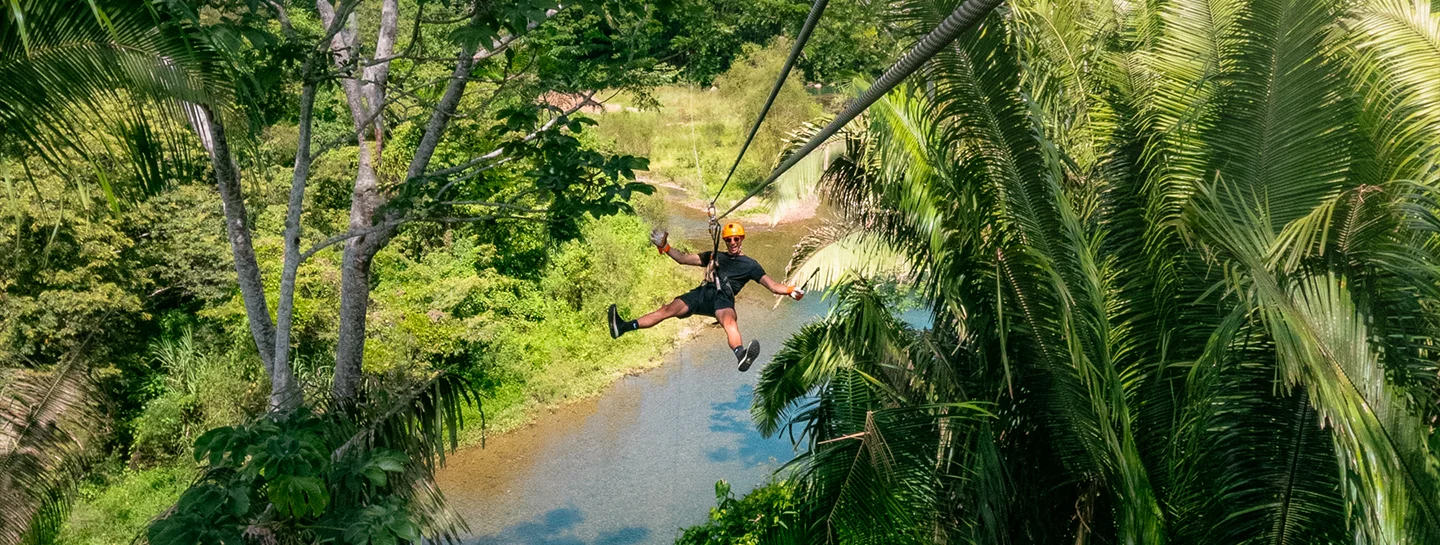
[0,2,230,543]
[757,0,1440,542]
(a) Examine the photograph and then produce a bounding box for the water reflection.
[468,504,651,545]
[704,384,795,466]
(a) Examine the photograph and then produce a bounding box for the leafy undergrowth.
[675,478,800,545]
[61,465,197,545]
[454,211,699,443]
[58,211,698,544]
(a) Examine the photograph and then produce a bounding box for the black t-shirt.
[699,251,766,298]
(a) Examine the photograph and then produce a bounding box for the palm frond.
[1342,0,1440,185]
[922,4,1169,539]
[1188,0,1357,232]
[766,124,846,226]
[337,372,481,542]
[0,0,227,205]
[0,363,103,545]
[785,225,913,291]
[1191,181,1440,542]
[754,280,913,439]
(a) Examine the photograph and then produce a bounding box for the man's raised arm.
[652,229,702,266]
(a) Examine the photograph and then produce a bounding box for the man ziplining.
[607,222,804,372]
[607,0,1002,371]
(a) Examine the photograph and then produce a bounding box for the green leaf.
[265,475,330,518]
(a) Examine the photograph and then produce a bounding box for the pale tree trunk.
[264,1,354,411]
[332,44,484,404]
[269,74,318,412]
[362,0,398,159]
[195,105,299,408]
[322,1,563,406]
[318,0,394,406]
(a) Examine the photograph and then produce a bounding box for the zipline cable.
[715,0,1006,221]
[708,0,831,208]
[703,0,831,284]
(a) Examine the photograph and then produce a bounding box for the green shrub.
[591,40,823,200]
[675,479,799,545]
[131,392,197,463]
[59,465,196,545]
[131,330,264,464]
[463,213,694,436]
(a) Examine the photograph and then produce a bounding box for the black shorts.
[677,285,735,318]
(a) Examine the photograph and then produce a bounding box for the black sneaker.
[608,304,621,339]
[736,340,761,372]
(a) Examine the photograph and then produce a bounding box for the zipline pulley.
[705,203,720,285]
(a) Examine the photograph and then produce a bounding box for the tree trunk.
[322,0,393,406]
[331,129,382,404]
[270,75,318,412]
[197,105,295,405]
[325,1,559,406]
[362,0,398,157]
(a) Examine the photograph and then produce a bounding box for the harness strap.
[705,204,720,286]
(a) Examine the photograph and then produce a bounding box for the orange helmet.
[721,222,745,238]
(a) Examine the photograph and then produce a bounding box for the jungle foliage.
[747,0,1440,543]
[0,0,801,542]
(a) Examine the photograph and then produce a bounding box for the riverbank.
[57,209,699,545]
[457,306,710,445]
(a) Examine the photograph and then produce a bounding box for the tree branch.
[299,219,408,262]
[430,157,516,200]
[423,90,599,180]
[265,0,296,39]
[297,210,544,263]
[438,200,548,213]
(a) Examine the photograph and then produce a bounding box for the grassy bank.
[592,40,824,205]
[450,210,698,443]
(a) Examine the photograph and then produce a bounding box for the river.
[434,197,828,544]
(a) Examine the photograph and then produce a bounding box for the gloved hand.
[650,228,668,248]
[788,287,805,301]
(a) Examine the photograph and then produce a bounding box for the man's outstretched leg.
[610,298,689,338]
[716,308,760,372]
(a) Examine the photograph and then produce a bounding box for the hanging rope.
[714,0,1006,221]
[708,0,831,209]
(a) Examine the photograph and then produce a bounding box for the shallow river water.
[434,201,827,545]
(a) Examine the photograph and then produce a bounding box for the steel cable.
[715,0,1006,220]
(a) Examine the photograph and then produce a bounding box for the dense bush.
[59,465,196,545]
[46,187,694,538]
[655,0,898,84]
[675,479,799,545]
[131,329,264,464]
